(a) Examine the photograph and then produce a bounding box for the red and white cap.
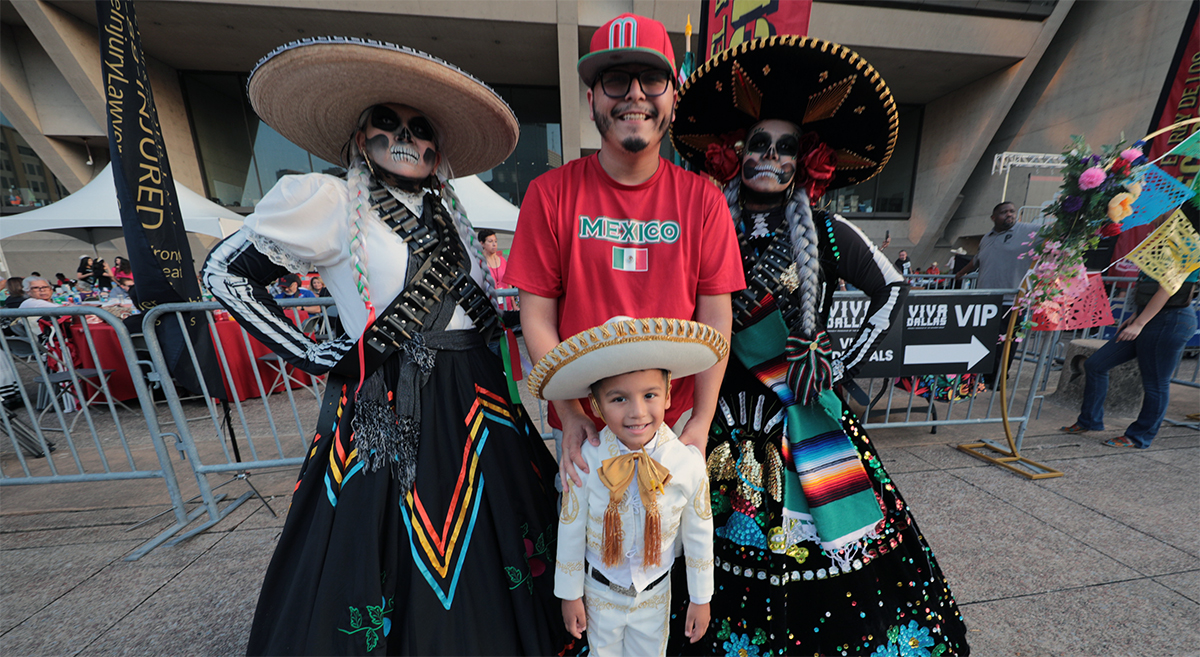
[577,13,676,86]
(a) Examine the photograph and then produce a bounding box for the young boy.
[527,317,727,657]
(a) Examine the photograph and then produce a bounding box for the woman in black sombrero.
[202,37,563,655]
[669,36,970,656]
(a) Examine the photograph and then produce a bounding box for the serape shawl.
[731,295,884,559]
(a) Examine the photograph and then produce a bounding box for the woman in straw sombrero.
[669,37,970,656]
[202,37,564,655]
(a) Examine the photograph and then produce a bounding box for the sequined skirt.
[668,360,970,657]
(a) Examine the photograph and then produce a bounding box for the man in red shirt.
[506,13,745,488]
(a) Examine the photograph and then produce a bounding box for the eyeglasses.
[29,285,51,291]
[597,69,672,99]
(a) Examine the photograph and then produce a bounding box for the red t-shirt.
[506,154,745,429]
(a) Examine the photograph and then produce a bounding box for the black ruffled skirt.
[669,360,970,657]
[247,332,565,655]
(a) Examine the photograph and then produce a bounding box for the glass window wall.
[182,73,562,210]
[824,105,922,218]
[0,114,71,208]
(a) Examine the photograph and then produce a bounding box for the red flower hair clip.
[703,130,745,183]
[795,132,836,199]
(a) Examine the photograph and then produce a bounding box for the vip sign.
[825,292,1005,379]
[900,298,1004,375]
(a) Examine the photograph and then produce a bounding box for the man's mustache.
[610,103,659,118]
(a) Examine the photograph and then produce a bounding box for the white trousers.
[584,575,672,657]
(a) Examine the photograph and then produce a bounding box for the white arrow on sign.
[903,335,991,369]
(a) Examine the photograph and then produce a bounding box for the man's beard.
[621,136,650,153]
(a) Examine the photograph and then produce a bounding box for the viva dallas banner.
[700,0,812,60]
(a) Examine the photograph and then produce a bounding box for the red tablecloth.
[68,311,316,404]
[69,321,137,402]
[208,316,315,402]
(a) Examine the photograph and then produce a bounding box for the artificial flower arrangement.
[1014,135,1147,333]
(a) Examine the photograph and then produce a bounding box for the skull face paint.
[741,119,801,195]
[356,103,439,182]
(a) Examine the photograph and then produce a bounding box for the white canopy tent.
[0,164,245,278]
[0,166,519,278]
[0,164,245,242]
[449,175,519,233]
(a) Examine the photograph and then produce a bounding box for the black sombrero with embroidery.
[671,35,899,191]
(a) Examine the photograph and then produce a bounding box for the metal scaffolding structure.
[992,152,1067,202]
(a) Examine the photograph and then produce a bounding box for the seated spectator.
[4,277,26,309]
[110,278,138,306]
[19,277,59,309]
[273,273,320,313]
[309,276,331,297]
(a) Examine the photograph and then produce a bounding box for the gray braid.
[784,188,822,339]
[724,176,743,229]
[439,178,499,308]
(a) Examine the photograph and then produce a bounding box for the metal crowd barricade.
[138,297,337,546]
[0,305,201,560]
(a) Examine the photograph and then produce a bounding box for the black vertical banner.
[96,0,225,399]
[97,0,199,306]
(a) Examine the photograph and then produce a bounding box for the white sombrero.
[528,317,730,401]
[247,36,518,176]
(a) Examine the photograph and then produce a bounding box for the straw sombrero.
[671,35,899,191]
[528,317,729,401]
[247,36,518,176]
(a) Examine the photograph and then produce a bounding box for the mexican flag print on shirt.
[612,246,648,272]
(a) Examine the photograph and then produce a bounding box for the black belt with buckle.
[587,563,669,597]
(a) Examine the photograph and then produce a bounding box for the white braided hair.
[724,176,822,340]
[784,186,822,340]
[343,111,501,318]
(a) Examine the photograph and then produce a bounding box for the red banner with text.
[1112,1,1199,274]
[700,0,812,61]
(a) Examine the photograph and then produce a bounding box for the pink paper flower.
[1078,167,1106,190]
[1120,148,1143,161]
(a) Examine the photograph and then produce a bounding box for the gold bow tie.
[598,450,672,503]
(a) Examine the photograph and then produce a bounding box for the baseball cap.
[577,13,676,86]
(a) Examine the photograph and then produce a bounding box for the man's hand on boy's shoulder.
[562,597,587,639]
[559,406,600,489]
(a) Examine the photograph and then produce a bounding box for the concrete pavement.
[2,380,1196,656]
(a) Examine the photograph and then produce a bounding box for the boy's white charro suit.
[555,424,714,657]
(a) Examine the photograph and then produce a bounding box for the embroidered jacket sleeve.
[554,444,595,601]
[679,444,715,604]
[829,215,908,379]
[201,175,355,375]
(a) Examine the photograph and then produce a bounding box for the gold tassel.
[643,497,663,567]
[602,497,624,567]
